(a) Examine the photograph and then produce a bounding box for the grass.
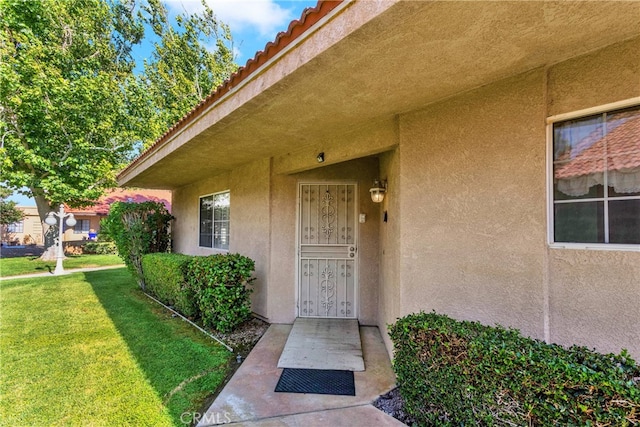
[0,268,232,426]
[0,254,123,277]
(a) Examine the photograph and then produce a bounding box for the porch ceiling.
[119,1,640,189]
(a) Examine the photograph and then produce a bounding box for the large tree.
[0,0,236,255]
[141,0,237,136]
[1,0,145,219]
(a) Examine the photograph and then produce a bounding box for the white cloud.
[166,0,295,37]
[163,0,205,15]
[162,0,312,61]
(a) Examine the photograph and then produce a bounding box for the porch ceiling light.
[369,179,387,203]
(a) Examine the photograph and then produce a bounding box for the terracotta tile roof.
[555,113,640,180]
[66,189,171,216]
[118,1,343,179]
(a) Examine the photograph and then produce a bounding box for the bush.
[101,201,173,289]
[185,254,255,333]
[389,312,640,426]
[83,241,118,255]
[141,253,196,317]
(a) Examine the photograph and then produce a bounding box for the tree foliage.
[1,0,146,219]
[140,0,237,136]
[0,187,23,225]
[0,0,236,229]
[101,201,173,289]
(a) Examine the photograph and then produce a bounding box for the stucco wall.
[172,173,231,256]
[267,170,297,322]
[548,250,640,356]
[547,38,639,116]
[229,159,271,318]
[398,69,548,341]
[389,37,640,358]
[171,162,272,319]
[377,148,402,352]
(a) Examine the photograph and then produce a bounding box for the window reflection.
[552,106,640,244]
[199,191,230,249]
[554,108,640,198]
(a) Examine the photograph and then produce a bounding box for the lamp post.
[44,204,76,275]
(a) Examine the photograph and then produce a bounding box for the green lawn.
[0,254,123,277]
[0,268,232,426]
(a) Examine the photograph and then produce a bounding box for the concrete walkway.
[198,324,403,427]
[278,318,365,371]
[0,264,125,281]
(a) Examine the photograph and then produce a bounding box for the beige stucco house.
[118,1,640,359]
[1,206,44,245]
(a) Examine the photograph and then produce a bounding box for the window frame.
[546,97,640,251]
[6,221,24,233]
[73,219,90,234]
[198,190,230,251]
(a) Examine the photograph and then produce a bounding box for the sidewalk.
[0,264,125,281]
[197,324,404,427]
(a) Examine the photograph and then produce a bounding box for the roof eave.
[118,0,348,187]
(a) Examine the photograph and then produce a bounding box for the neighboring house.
[1,206,43,245]
[1,190,172,245]
[63,189,172,242]
[118,1,640,358]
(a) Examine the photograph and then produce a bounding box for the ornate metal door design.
[298,183,357,318]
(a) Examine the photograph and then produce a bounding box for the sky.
[188,0,316,64]
[8,0,317,207]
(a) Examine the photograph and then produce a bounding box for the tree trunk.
[39,233,59,261]
[33,191,62,261]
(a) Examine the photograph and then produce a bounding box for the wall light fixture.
[369,179,387,203]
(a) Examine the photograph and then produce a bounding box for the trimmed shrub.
[83,241,118,255]
[141,253,196,317]
[389,312,640,426]
[101,201,173,289]
[185,254,255,333]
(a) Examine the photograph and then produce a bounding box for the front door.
[298,183,358,318]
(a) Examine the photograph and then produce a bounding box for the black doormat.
[275,368,355,396]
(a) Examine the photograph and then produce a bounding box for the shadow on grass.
[84,268,232,425]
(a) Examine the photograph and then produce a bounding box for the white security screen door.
[298,183,358,318]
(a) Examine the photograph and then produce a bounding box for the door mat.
[275,368,355,396]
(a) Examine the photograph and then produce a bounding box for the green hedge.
[389,312,640,426]
[140,253,255,332]
[141,253,196,317]
[185,254,255,333]
[83,241,118,255]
